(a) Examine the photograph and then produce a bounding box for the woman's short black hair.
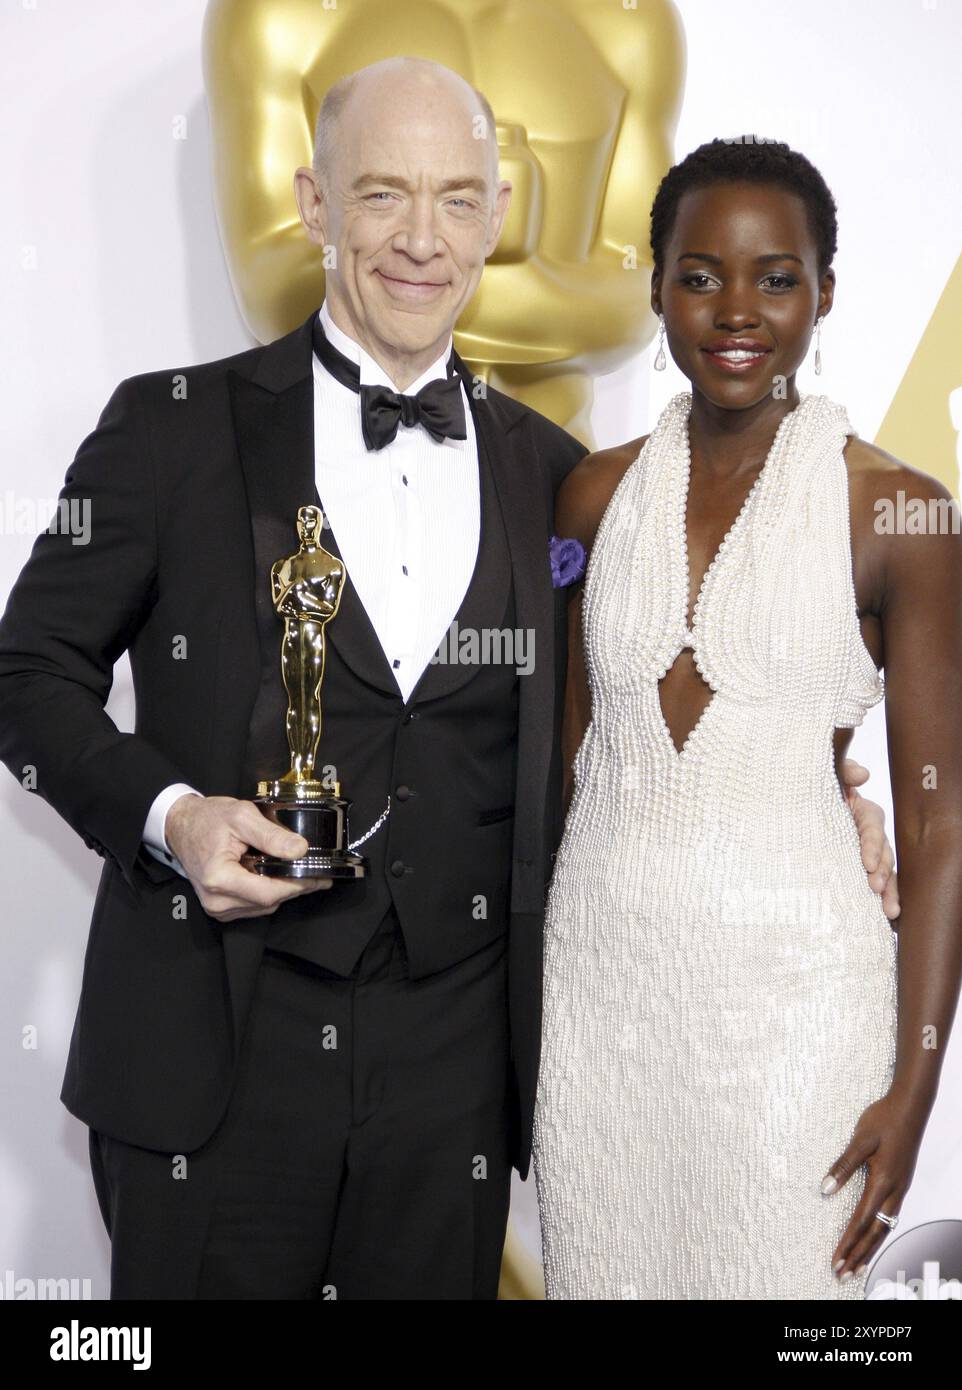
[649,137,838,278]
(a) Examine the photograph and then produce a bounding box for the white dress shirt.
[142,301,481,875]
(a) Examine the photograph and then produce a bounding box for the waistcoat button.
[390,860,405,877]
[395,785,410,800]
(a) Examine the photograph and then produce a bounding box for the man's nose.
[394,195,441,260]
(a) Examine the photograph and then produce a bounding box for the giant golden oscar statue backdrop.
[201,0,685,1299]
[202,0,685,446]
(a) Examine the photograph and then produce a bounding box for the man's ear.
[484,180,513,258]
[293,166,329,248]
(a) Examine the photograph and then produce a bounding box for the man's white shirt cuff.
[143,782,202,878]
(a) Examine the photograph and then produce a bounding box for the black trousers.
[88,907,513,1299]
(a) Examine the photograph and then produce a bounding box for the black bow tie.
[312,314,467,452]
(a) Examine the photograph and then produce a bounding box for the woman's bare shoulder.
[844,435,955,507]
[555,435,650,548]
[843,436,961,606]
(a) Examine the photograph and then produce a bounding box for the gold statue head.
[296,504,324,547]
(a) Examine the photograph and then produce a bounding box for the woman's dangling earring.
[814,315,824,376]
[653,313,667,371]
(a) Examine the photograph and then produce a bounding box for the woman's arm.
[829,449,962,1278]
[878,465,962,1107]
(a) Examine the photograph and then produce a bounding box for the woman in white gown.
[533,139,962,1300]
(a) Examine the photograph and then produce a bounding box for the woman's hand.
[821,1089,928,1282]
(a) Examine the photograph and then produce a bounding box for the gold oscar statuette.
[240,503,365,879]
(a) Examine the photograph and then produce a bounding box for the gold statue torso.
[271,505,344,785]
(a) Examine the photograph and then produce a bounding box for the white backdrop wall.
[2,0,960,1297]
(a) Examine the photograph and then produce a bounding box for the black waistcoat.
[240,430,519,979]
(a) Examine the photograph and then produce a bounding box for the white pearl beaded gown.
[533,392,898,1300]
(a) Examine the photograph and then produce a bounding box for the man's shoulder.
[122,336,270,401]
[120,311,318,409]
[482,380,582,445]
[476,379,589,488]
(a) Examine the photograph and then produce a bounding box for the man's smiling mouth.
[375,270,448,294]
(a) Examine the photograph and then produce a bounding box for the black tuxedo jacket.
[0,310,587,1179]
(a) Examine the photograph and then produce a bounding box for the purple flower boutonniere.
[549,534,586,589]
